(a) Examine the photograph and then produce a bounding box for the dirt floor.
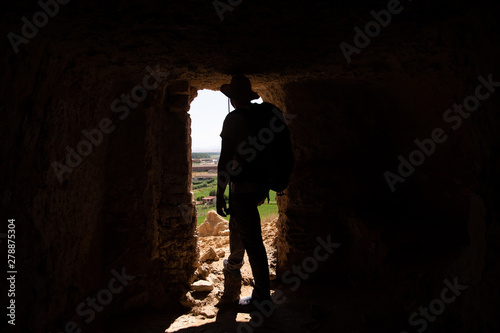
[160,210,357,333]
[165,214,280,332]
[95,213,345,333]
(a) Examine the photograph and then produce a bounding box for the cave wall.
[273,35,500,331]
[0,44,199,331]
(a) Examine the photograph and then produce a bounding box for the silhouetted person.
[216,75,274,313]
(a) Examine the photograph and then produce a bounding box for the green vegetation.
[192,177,217,190]
[193,177,279,225]
[258,202,279,222]
[193,180,228,198]
[192,152,211,159]
[196,201,278,225]
[192,152,220,159]
[196,205,216,225]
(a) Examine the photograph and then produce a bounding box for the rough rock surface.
[198,210,230,237]
[197,221,214,238]
[200,247,218,263]
[167,215,279,330]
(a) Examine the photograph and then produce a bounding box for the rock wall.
[274,44,500,332]
[0,44,199,331]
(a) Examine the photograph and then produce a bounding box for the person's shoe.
[216,294,239,308]
[217,276,241,307]
[236,296,275,314]
[217,259,242,308]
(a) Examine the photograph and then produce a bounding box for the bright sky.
[189,89,263,152]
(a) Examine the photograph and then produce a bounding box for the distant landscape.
[191,152,278,225]
[192,152,218,159]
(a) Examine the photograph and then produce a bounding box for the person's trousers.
[226,187,270,300]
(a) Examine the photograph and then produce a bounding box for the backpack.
[231,102,294,193]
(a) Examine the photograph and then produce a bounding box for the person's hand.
[216,194,228,217]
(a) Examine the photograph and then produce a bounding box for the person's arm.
[216,135,238,216]
[217,113,244,216]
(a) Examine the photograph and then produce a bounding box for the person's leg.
[231,190,271,301]
[220,200,245,306]
[227,213,245,271]
[242,208,270,300]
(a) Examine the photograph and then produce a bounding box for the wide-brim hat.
[220,75,260,101]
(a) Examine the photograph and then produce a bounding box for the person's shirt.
[220,104,267,192]
[220,107,250,144]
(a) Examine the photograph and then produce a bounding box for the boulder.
[198,221,214,237]
[195,264,210,280]
[206,210,227,227]
[199,306,217,318]
[198,210,229,237]
[191,280,214,292]
[213,221,229,236]
[216,249,225,258]
[200,247,218,262]
[207,273,220,284]
[180,292,199,307]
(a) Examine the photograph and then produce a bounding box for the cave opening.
[156,81,292,328]
[186,84,282,266]
[188,88,275,224]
